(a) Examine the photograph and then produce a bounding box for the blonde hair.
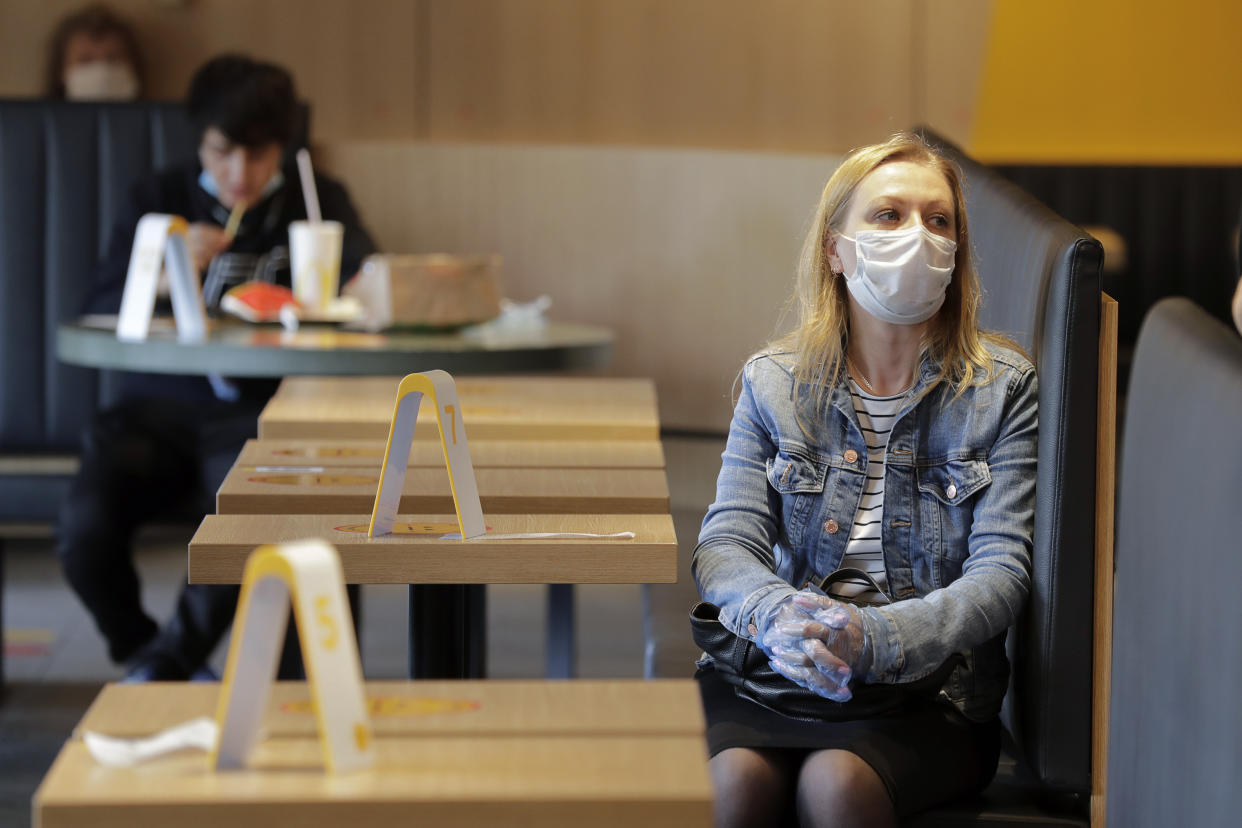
[771,131,1012,413]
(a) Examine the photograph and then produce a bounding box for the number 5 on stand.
[212,539,372,773]
[368,370,485,539]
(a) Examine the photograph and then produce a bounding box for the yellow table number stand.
[116,213,208,343]
[368,370,485,539]
[212,539,373,773]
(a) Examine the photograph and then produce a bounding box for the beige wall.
[318,140,842,431]
[0,0,985,151]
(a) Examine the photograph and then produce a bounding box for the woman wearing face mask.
[46,3,144,101]
[692,132,1037,826]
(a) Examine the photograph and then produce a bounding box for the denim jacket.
[692,343,1037,721]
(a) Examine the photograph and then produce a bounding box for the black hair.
[45,3,144,98]
[186,54,296,149]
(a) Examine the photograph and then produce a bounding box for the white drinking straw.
[295,148,322,223]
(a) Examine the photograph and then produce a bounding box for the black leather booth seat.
[902,131,1103,824]
[0,98,308,522]
[1107,298,1242,826]
[0,100,201,521]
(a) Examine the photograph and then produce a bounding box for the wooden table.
[258,375,660,440]
[57,316,614,376]
[190,514,677,585]
[216,465,670,515]
[249,375,667,679]
[34,680,712,828]
[191,512,677,679]
[235,437,667,469]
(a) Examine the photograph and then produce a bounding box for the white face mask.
[838,224,957,325]
[64,61,138,101]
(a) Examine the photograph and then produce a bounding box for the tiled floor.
[0,434,724,827]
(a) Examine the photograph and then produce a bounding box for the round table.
[57,315,614,376]
[57,314,615,680]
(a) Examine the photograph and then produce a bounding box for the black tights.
[709,746,897,828]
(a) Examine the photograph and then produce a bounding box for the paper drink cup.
[289,220,344,310]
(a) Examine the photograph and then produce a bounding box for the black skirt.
[697,668,1001,817]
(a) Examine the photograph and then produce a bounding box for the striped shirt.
[826,380,903,604]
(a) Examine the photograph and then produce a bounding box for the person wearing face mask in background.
[46,3,143,101]
[56,54,376,682]
[692,133,1037,826]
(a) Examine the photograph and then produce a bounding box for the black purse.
[690,568,961,721]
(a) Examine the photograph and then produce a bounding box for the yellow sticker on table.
[270,447,386,459]
[280,697,481,716]
[459,405,517,417]
[334,522,485,535]
[248,474,377,486]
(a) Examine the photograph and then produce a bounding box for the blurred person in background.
[56,54,375,682]
[46,3,144,100]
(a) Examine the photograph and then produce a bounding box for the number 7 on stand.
[368,370,486,539]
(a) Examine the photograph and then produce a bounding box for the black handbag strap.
[816,567,893,606]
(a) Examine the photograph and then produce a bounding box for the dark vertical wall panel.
[995,164,1242,360]
[44,107,101,447]
[0,102,49,449]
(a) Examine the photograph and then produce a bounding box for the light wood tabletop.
[235,437,667,468]
[273,375,658,405]
[73,680,705,737]
[35,681,712,828]
[216,464,670,515]
[258,376,660,441]
[188,513,677,585]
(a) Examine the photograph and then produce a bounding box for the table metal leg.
[546,584,575,679]
[408,584,486,678]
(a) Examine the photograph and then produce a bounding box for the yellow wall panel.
[973,0,1242,163]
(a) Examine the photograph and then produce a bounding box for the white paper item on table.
[83,716,219,768]
[462,295,551,343]
[341,258,393,332]
[116,214,208,344]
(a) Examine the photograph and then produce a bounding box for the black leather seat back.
[924,131,1103,794]
[0,100,198,453]
[1107,298,1242,825]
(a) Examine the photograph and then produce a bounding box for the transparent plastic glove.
[759,592,868,701]
[754,591,851,700]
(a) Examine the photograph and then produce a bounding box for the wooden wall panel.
[0,0,420,141]
[920,0,993,150]
[0,0,989,152]
[424,0,915,151]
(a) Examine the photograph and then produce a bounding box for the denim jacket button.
[844,449,859,464]
[946,483,958,499]
[747,623,758,637]
[823,519,840,534]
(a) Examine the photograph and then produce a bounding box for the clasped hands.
[757,592,868,702]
